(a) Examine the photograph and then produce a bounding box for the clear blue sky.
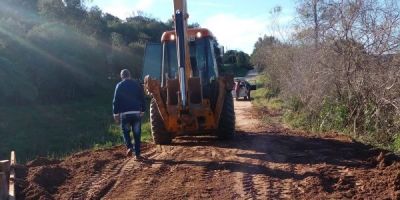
[87,0,297,54]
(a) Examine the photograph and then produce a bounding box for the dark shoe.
[134,155,145,161]
[126,148,133,157]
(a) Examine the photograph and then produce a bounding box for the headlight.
[196,32,202,38]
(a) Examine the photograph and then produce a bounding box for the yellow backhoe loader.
[142,0,235,144]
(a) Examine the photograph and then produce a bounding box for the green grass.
[250,81,285,126]
[251,75,282,108]
[252,88,283,109]
[0,93,151,163]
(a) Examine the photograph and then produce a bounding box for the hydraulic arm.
[173,0,191,110]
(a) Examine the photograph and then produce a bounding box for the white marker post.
[8,151,16,200]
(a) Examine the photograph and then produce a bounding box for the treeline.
[252,0,400,148]
[221,50,253,77]
[0,0,171,105]
[223,50,252,69]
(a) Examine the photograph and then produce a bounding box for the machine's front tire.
[150,98,172,145]
[217,92,235,139]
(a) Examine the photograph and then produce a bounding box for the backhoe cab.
[143,0,235,144]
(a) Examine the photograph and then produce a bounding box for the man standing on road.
[113,69,146,159]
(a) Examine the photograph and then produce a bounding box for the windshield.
[162,37,217,85]
[142,43,162,80]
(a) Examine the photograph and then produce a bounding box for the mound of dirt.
[17,145,130,200]
[26,157,61,167]
[29,166,69,193]
[17,165,69,200]
[22,183,53,200]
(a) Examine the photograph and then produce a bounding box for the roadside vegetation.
[251,0,400,152]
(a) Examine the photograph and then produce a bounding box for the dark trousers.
[120,113,141,156]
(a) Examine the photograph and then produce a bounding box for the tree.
[37,0,66,20]
[223,50,251,69]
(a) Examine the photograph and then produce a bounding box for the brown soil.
[17,100,400,199]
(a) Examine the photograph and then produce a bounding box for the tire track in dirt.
[233,156,270,200]
[197,146,226,199]
[129,162,170,199]
[233,100,276,200]
[154,145,223,199]
[277,170,296,199]
[242,173,258,199]
[233,99,303,200]
[84,162,122,200]
[69,160,126,200]
[196,159,216,199]
[234,157,286,200]
[102,147,167,200]
[69,146,158,200]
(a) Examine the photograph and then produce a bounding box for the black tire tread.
[217,92,235,139]
[150,98,172,144]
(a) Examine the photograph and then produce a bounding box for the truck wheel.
[217,92,235,139]
[150,98,172,144]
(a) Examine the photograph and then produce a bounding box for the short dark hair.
[120,69,131,79]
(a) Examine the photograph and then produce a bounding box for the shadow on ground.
[169,131,384,168]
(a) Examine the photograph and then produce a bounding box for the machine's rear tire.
[217,92,235,139]
[150,98,172,145]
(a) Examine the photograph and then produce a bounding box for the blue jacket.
[113,79,146,114]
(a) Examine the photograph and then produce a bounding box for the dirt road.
[17,100,400,199]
